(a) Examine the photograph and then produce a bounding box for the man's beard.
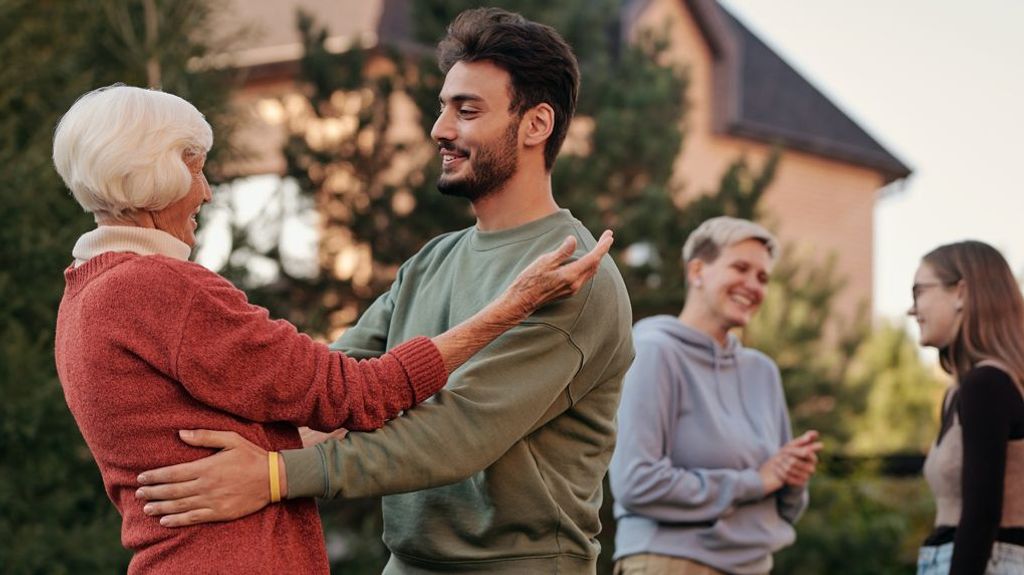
[437,121,519,202]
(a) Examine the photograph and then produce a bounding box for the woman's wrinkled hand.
[506,230,614,316]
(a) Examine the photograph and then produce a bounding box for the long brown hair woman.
[911,240,1024,575]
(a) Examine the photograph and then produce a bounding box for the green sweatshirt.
[282,209,634,573]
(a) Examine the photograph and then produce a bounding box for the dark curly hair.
[437,7,580,170]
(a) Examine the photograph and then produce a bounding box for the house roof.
[670,0,912,182]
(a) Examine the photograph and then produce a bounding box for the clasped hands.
[758,430,823,493]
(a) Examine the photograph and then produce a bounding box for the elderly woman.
[609,216,821,575]
[910,241,1024,575]
[52,85,610,574]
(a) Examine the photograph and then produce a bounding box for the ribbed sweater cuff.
[389,336,447,403]
[281,444,329,499]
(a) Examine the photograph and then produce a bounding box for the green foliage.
[1,2,131,569]
[841,323,946,455]
[774,472,930,575]
[0,0,240,570]
[555,27,690,319]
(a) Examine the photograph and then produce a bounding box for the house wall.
[632,0,886,322]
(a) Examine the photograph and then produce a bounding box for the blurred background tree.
[0,0,242,571]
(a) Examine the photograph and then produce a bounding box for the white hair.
[52,85,213,216]
[682,216,778,264]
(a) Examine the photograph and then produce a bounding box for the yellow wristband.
[268,451,281,503]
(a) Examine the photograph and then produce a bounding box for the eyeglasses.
[911,281,956,307]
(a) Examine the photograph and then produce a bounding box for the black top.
[924,365,1024,574]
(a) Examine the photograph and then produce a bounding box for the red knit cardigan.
[55,252,446,574]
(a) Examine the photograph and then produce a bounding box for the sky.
[717,0,1024,323]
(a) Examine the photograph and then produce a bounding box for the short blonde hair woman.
[610,216,821,575]
[912,241,1024,575]
[53,84,611,573]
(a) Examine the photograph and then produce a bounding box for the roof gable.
[678,0,911,181]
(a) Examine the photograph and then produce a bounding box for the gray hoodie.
[609,316,807,575]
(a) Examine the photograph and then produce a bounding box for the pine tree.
[0,0,240,569]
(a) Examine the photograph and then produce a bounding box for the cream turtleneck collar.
[72,226,191,267]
